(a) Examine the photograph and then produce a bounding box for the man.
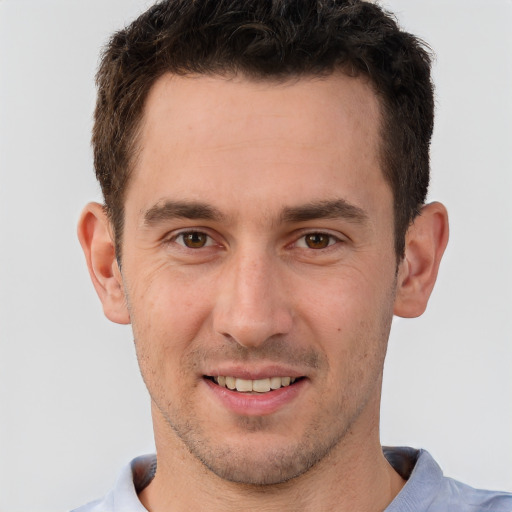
[75,0,511,510]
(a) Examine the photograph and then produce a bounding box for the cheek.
[297,265,395,370]
[129,260,213,326]
[127,268,215,375]
[129,280,212,412]
[297,263,389,327]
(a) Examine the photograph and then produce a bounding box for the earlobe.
[77,202,131,325]
[394,202,449,318]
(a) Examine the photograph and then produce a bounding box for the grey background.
[0,1,511,510]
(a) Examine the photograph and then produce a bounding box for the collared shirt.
[72,447,512,511]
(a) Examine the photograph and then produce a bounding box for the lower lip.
[203,378,307,416]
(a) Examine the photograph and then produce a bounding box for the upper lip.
[203,364,306,380]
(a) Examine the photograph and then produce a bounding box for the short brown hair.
[93,0,434,258]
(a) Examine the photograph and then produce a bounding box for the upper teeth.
[214,376,296,393]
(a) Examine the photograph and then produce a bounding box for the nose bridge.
[213,243,292,347]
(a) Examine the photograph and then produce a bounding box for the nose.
[212,249,293,348]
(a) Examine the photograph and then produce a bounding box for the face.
[119,73,400,485]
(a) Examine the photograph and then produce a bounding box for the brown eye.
[304,233,332,249]
[180,232,209,248]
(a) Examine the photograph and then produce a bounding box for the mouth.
[204,375,303,394]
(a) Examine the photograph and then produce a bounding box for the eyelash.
[172,231,216,249]
[294,232,341,250]
[168,230,342,251]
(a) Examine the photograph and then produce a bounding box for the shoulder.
[70,454,156,512]
[385,447,512,512]
[431,476,512,511]
[71,497,109,512]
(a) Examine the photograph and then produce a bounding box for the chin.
[199,446,317,486]
[180,426,344,486]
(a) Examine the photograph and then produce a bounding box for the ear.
[394,202,449,318]
[77,202,131,324]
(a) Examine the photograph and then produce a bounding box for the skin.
[79,72,448,511]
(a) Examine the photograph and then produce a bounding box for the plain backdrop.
[0,1,511,511]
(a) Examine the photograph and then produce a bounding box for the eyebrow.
[143,200,225,226]
[280,199,369,224]
[142,198,368,227]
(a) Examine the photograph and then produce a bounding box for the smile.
[208,376,299,393]
[203,374,307,415]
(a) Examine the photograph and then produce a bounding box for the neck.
[139,399,405,512]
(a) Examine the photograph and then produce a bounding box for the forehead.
[128,72,388,222]
[140,72,382,156]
